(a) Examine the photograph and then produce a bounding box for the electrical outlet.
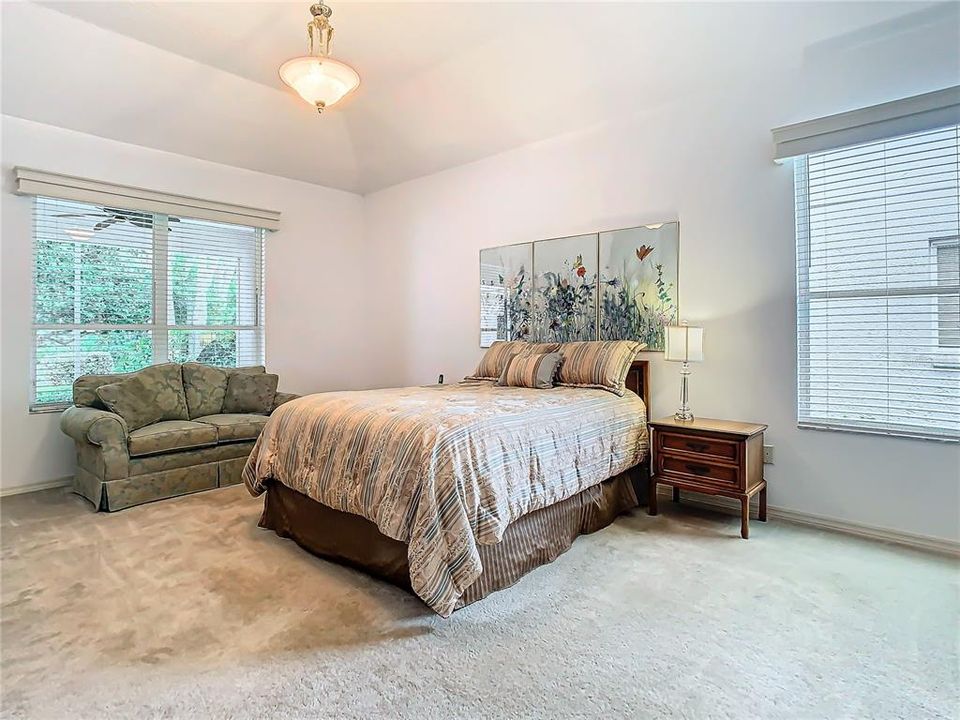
[763,445,775,464]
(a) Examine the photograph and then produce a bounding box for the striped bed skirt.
[258,467,646,611]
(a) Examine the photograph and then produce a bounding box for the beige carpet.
[1,485,957,719]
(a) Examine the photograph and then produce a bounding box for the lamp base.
[675,363,694,422]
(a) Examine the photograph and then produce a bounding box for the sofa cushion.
[182,364,229,419]
[95,364,189,431]
[182,364,266,418]
[193,413,269,443]
[222,373,279,414]
[127,420,219,457]
[74,371,134,409]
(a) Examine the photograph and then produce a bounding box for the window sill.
[29,404,70,415]
[798,421,959,443]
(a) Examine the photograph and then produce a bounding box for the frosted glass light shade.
[664,325,704,363]
[278,56,360,111]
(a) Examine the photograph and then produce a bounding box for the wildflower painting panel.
[599,222,679,351]
[532,233,598,343]
[480,243,533,347]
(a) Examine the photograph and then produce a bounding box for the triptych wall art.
[479,221,679,350]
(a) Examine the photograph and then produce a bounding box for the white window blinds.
[480,262,507,347]
[32,197,265,409]
[795,125,960,440]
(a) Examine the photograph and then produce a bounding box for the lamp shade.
[664,325,704,362]
[279,56,360,111]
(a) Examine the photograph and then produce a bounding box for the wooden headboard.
[624,360,651,421]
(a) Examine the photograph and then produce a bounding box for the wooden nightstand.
[647,417,768,539]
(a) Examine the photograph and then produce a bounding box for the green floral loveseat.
[59,362,298,512]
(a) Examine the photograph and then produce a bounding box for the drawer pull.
[685,442,709,453]
[686,464,711,476]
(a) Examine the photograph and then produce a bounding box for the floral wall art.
[479,243,533,347]
[532,233,598,343]
[599,222,679,351]
[480,221,678,349]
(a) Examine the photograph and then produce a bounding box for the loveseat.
[59,362,298,512]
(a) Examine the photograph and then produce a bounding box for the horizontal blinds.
[774,86,960,161]
[32,196,265,408]
[480,262,506,347]
[15,167,280,231]
[795,125,960,440]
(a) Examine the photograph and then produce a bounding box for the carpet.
[1,485,957,719]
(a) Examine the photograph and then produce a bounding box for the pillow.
[182,364,266,418]
[222,372,279,415]
[498,352,563,389]
[182,363,229,419]
[95,363,189,431]
[556,340,645,396]
[524,342,561,354]
[466,341,562,381]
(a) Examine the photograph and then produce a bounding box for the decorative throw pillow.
[556,340,645,396]
[95,363,189,431]
[466,341,563,381]
[498,352,563,389]
[182,363,229,419]
[465,341,528,380]
[523,342,562,355]
[221,372,279,415]
[182,364,265,418]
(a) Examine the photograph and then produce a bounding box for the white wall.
[363,10,960,541]
[2,5,957,543]
[0,116,368,493]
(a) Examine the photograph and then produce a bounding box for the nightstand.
[647,417,768,539]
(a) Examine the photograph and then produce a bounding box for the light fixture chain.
[307,3,334,57]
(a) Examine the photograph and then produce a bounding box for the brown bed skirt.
[259,467,647,611]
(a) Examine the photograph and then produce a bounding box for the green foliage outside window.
[34,219,244,404]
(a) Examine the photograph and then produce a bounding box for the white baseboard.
[0,477,72,498]
[2,477,955,556]
[655,487,960,557]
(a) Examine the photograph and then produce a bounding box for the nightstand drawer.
[658,431,740,462]
[657,454,740,487]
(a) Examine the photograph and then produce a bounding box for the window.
[933,237,960,348]
[795,124,960,440]
[32,197,264,409]
[480,262,507,347]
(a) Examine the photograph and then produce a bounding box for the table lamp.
[664,321,704,422]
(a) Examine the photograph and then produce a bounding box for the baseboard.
[0,477,72,498]
[3,477,955,556]
[656,487,960,557]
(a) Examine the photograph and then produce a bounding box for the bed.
[243,360,650,617]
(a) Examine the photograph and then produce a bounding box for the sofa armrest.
[271,392,300,413]
[60,406,130,482]
[60,406,128,446]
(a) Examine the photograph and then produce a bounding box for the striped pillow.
[524,342,561,355]
[498,352,563,389]
[467,341,562,381]
[557,340,645,396]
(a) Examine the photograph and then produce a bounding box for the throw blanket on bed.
[243,381,648,616]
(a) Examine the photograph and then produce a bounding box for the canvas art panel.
[599,222,679,351]
[479,243,533,347]
[532,233,599,343]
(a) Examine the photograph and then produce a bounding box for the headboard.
[624,360,651,421]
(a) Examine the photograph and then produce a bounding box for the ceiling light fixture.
[278,2,360,114]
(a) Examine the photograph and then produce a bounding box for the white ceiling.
[1,1,954,194]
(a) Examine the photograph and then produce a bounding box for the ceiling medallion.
[278,1,360,114]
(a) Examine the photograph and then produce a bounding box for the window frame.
[931,235,960,355]
[794,138,960,443]
[29,199,265,412]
